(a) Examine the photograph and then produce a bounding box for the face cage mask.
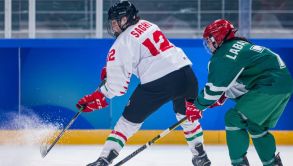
[203,39,213,55]
[107,15,134,38]
[107,19,122,38]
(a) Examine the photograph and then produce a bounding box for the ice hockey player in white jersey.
[76,1,211,166]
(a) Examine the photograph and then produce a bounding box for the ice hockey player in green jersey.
[185,19,293,166]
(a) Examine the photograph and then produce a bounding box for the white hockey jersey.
[100,20,192,99]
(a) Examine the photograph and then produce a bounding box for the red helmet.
[203,19,237,52]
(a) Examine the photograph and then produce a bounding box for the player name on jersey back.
[130,21,153,38]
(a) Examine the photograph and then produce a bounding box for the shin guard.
[176,113,203,156]
[100,116,142,158]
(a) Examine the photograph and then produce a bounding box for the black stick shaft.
[42,81,105,158]
[42,110,82,158]
[114,117,187,166]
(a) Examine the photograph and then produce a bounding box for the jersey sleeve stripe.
[206,83,228,92]
[203,88,222,100]
[227,67,245,89]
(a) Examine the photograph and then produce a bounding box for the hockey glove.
[185,100,202,122]
[209,93,227,108]
[100,66,107,81]
[76,91,108,112]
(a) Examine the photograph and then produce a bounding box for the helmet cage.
[203,39,212,55]
[203,36,218,55]
[107,19,124,38]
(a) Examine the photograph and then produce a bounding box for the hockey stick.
[40,81,106,158]
[114,116,187,166]
[40,108,83,158]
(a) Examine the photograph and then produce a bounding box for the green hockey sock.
[226,128,250,164]
[248,123,276,165]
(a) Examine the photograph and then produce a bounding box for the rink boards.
[0,39,293,144]
[0,130,293,145]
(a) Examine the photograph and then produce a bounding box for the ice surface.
[0,144,292,166]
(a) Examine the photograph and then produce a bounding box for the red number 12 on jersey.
[142,30,173,56]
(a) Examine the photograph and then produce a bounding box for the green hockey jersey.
[195,39,293,110]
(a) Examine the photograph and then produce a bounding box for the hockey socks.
[100,116,142,158]
[176,113,203,154]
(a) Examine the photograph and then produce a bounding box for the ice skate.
[273,153,283,166]
[87,149,118,166]
[192,143,211,166]
[232,155,249,166]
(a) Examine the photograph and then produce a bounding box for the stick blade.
[40,144,48,158]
